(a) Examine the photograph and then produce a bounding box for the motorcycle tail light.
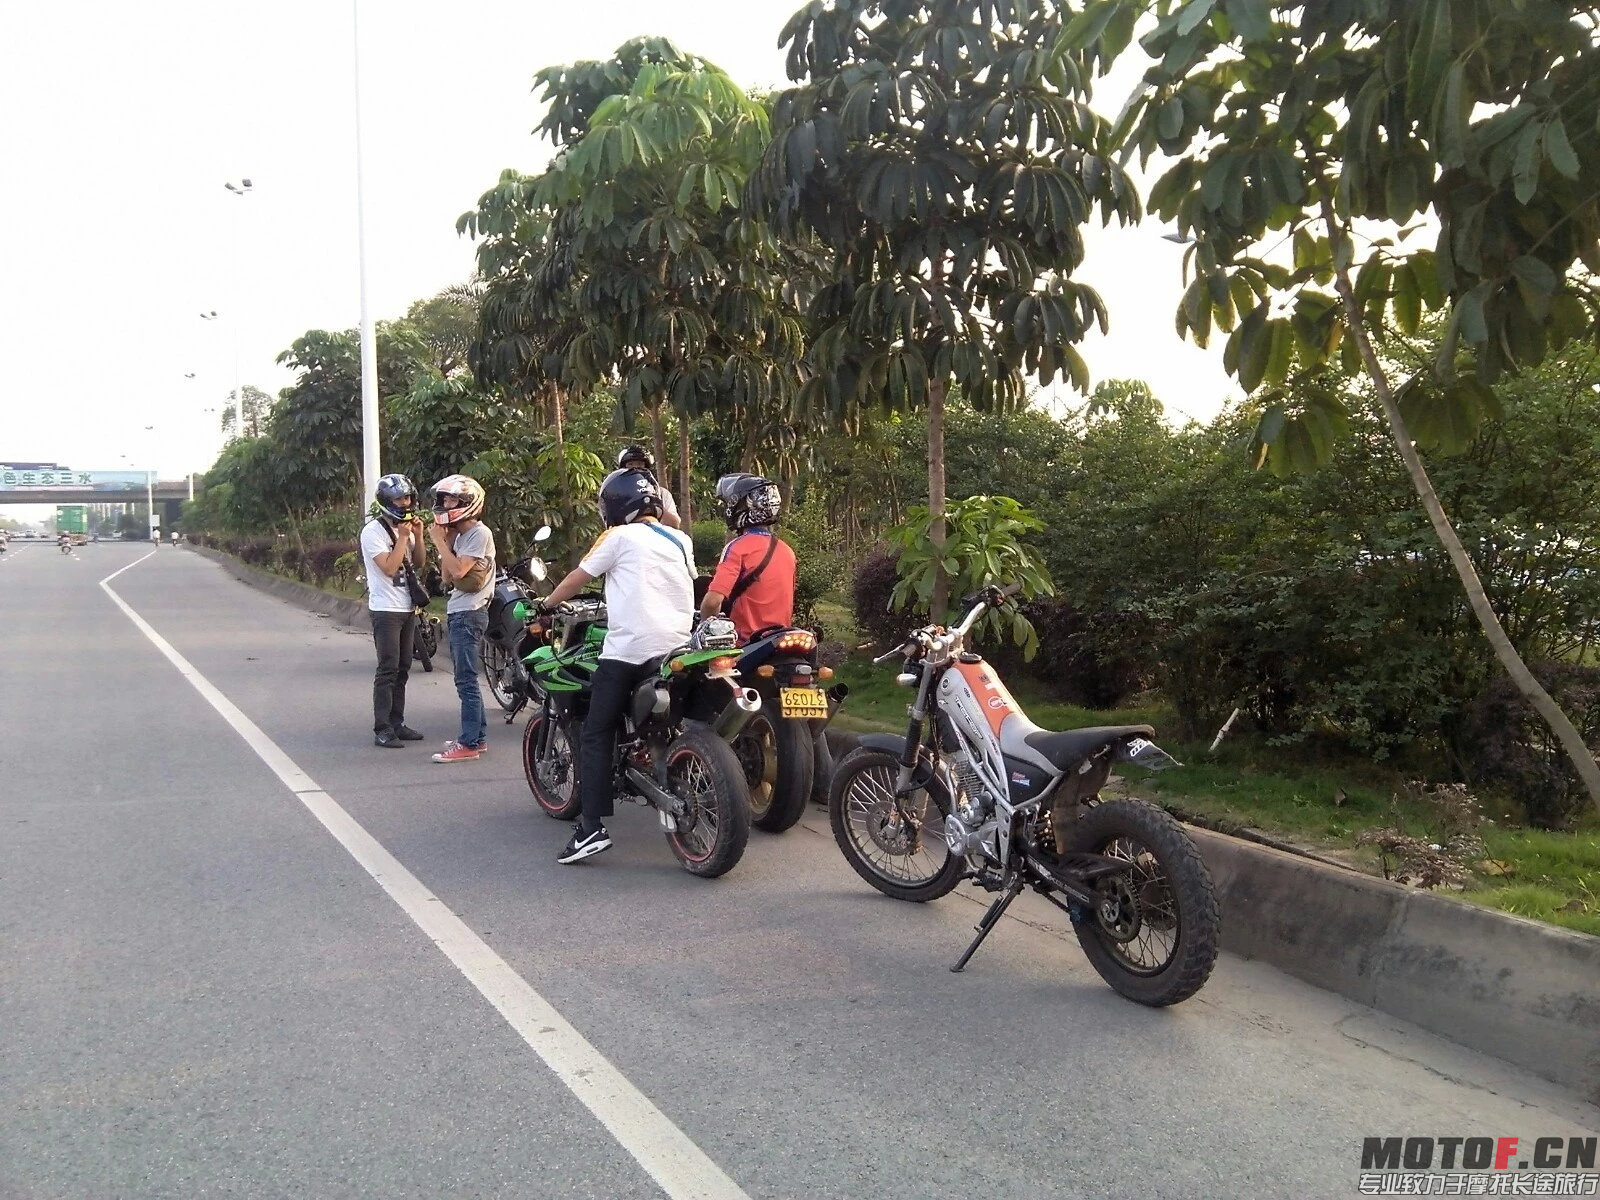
[775,630,816,652]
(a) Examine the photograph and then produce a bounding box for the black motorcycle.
[482,527,554,713]
[729,627,848,832]
[412,604,441,672]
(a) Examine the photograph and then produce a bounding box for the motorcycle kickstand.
[949,874,1025,973]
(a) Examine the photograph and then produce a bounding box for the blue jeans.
[447,607,490,748]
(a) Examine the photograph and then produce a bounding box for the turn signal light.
[817,666,834,681]
[775,630,816,652]
[756,664,776,677]
[669,657,686,673]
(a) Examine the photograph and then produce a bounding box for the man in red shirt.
[700,473,797,642]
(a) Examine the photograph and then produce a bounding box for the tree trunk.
[928,374,948,620]
[678,417,693,527]
[551,384,576,566]
[1323,206,1600,814]
[650,401,667,487]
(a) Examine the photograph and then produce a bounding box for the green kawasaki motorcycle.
[518,599,757,878]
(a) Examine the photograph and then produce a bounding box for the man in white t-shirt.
[539,467,695,863]
[616,445,681,528]
[362,473,427,748]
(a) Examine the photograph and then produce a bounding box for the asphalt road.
[2,541,1597,1200]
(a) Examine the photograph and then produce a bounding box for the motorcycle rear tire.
[1059,798,1220,1007]
[663,725,750,878]
[736,711,812,834]
[523,712,582,820]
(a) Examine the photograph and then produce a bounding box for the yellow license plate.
[778,686,829,719]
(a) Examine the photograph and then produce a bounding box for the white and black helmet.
[715,473,781,531]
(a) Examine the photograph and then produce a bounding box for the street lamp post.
[353,0,381,507]
[223,179,253,421]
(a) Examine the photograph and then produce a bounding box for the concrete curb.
[823,728,1600,1099]
[188,545,370,631]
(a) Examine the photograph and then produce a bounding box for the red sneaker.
[431,741,481,763]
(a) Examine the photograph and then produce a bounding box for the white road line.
[99,556,750,1200]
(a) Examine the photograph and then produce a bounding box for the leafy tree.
[463,38,807,531]
[406,283,483,378]
[220,385,274,441]
[887,494,1056,657]
[749,0,1140,617]
[270,324,429,530]
[1076,0,1600,810]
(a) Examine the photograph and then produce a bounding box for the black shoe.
[557,824,612,864]
[374,730,403,748]
[394,725,424,741]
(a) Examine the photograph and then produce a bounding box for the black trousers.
[578,658,657,831]
[371,609,417,734]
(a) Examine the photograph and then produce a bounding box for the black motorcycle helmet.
[598,468,664,527]
[715,473,781,531]
[373,472,417,522]
[616,445,655,473]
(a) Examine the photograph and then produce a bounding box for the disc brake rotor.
[864,795,921,856]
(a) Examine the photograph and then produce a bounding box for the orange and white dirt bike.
[828,583,1220,1007]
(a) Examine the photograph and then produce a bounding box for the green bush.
[690,520,727,571]
[851,546,905,648]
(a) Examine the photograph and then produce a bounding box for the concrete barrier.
[823,727,1600,1099]
[188,546,369,631]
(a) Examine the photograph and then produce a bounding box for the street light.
[222,179,253,432]
[353,0,381,506]
[143,425,156,542]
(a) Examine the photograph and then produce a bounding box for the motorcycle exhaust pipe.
[712,685,762,740]
[817,682,851,731]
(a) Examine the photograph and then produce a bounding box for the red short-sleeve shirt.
[709,530,797,642]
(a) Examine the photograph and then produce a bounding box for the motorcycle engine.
[944,754,999,862]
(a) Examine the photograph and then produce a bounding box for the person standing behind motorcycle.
[539,468,696,864]
[426,474,496,764]
[362,474,427,749]
[699,474,796,643]
[616,445,682,528]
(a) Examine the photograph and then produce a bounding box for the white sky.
[0,0,1236,503]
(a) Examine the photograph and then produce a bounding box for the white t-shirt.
[658,486,679,522]
[446,521,496,613]
[579,520,696,664]
[361,519,412,613]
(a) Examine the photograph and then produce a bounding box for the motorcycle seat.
[1023,725,1154,771]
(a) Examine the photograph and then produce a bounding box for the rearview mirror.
[528,558,549,582]
[534,525,553,543]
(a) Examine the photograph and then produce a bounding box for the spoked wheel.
[828,750,963,902]
[731,711,812,833]
[523,712,582,820]
[414,618,437,672]
[482,639,520,711]
[663,726,749,878]
[1059,799,1220,1007]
